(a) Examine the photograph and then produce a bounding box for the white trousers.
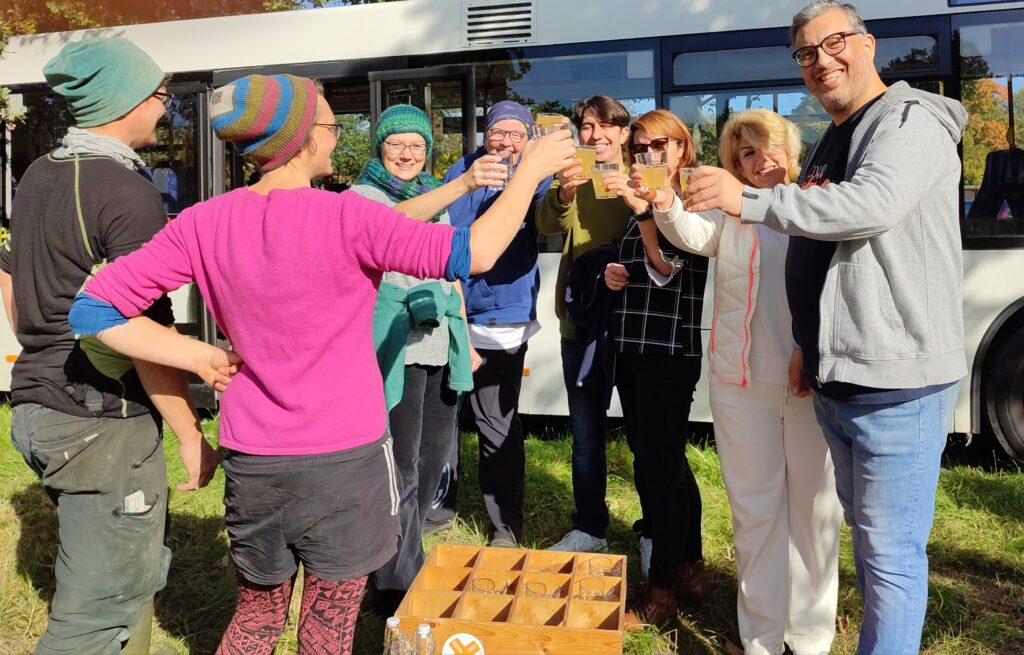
[710,376,843,655]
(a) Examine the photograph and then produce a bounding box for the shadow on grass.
[938,468,1024,522]
[10,483,235,654]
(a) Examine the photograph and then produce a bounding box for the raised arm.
[396,154,505,221]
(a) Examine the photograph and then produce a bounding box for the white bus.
[2,0,1023,457]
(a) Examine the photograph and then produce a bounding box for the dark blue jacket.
[444,148,553,325]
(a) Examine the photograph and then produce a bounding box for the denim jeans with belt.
[560,337,610,539]
[11,403,170,655]
[813,382,958,655]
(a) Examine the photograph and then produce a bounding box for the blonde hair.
[718,109,801,184]
[628,109,696,169]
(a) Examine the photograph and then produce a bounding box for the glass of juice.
[574,145,596,181]
[533,113,570,139]
[592,162,620,200]
[634,151,668,191]
[678,166,696,193]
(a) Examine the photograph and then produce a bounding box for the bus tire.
[984,321,1024,460]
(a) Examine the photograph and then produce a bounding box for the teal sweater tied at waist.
[374,280,473,412]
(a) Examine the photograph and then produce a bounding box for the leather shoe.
[674,560,711,602]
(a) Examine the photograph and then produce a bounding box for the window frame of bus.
[953,8,1024,250]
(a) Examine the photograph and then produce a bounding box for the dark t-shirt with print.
[0,154,174,418]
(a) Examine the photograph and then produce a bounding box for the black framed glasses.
[315,123,342,139]
[486,128,527,143]
[633,137,676,154]
[790,30,865,67]
[152,91,174,111]
[382,141,427,157]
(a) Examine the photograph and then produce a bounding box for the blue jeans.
[813,382,958,655]
[561,338,609,538]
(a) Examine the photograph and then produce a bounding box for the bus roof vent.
[462,1,536,48]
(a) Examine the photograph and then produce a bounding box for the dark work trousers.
[423,394,462,530]
[10,403,169,655]
[560,337,611,539]
[466,343,528,541]
[615,353,704,590]
[373,364,457,592]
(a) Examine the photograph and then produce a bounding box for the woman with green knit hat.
[352,104,503,613]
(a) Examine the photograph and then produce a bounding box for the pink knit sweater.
[85,187,454,455]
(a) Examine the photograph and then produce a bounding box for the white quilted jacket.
[654,197,759,387]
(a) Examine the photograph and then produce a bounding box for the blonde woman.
[632,108,842,655]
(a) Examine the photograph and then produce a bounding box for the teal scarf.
[355,158,444,222]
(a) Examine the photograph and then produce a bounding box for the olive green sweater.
[535,182,632,340]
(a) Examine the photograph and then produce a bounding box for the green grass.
[0,403,1022,654]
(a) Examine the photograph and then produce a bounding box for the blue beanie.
[43,38,165,128]
[374,105,433,156]
[486,101,533,132]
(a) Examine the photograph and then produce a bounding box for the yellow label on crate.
[443,633,485,655]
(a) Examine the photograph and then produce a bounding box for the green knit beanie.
[43,38,165,128]
[373,105,433,157]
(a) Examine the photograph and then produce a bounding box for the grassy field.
[1,404,1022,654]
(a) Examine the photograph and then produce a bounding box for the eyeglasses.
[382,141,427,157]
[486,128,527,143]
[152,91,174,111]
[315,123,342,139]
[633,137,676,154]
[791,30,865,67]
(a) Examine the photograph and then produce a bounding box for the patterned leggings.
[216,573,368,655]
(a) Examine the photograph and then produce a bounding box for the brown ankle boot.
[632,584,677,626]
[674,560,711,602]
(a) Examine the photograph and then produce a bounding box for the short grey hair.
[789,1,867,45]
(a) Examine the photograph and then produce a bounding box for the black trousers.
[373,364,457,592]
[615,352,703,589]
[466,343,528,540]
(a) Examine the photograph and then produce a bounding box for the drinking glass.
[591,162,620,200]
[525,580,561,598]
[574,145,596,181]
[472,575,507,594]
[635,151,668,191]
[588,556,620,577]
[678,166,697,193]
[577,576,613,601]
[493,152,514,190]
[533,113,570,139]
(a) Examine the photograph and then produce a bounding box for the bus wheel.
[985,322,1024,460]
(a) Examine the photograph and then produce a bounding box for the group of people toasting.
[3,0,966,654]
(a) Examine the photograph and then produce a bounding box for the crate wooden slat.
[394,544,626,655]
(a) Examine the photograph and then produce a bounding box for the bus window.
[957,18,1024,238]
[667,88,829,166]
[137,92,201,216]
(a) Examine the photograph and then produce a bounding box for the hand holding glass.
[592,162,620,200]
[635,151,668,191]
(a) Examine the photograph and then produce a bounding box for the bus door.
[369,65,478,175]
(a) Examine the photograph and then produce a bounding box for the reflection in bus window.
[138,92,200,216]
[959,20,1024,237]
[668,89,829,166]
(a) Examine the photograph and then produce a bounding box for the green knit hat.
[43,38,165,128]
[374,105,433,157]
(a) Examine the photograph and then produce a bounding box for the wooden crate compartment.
[395,590,461,620]
[414,565,472,592]
[524,550,576,574]
[565,600,621,630]
[477,546,528,571]
[429,543,480,569]
[572,576,623,603]
[469,568,520,595]
[573,553,625,577]
[509,598,567,627]
[453,593,514,622]
[519,572,571,599]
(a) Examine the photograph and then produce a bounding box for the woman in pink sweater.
[69,74,573,655]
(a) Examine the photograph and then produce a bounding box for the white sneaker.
[548,529,608,553]
[638,536,652,579]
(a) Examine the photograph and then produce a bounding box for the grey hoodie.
[740,82,968,389]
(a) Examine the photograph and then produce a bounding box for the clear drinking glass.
[678,166,697,193]
[591,162,620,200]
[471,575,507,594]
[574,145,597,181]
[577,576,612,601]
[635,151,668,191]
[494,151,514,190]
[588,556,620,577]
[533,112,570,139]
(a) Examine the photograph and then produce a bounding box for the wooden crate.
[395,544,627,655]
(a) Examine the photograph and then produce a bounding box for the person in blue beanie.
[444,101,554,547]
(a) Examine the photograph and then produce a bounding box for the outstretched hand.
[519,130,577,185]
[683,165,745,216]
[195,347,242,392]
[464,153,509,192]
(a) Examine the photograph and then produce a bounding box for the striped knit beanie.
[373,104,433,157]
[210,74,320,172]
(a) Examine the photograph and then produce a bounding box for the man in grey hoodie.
[684,2,967,653]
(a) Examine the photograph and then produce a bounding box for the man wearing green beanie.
[0,37,217,655]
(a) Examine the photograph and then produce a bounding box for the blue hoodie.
[444,147,553,325]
